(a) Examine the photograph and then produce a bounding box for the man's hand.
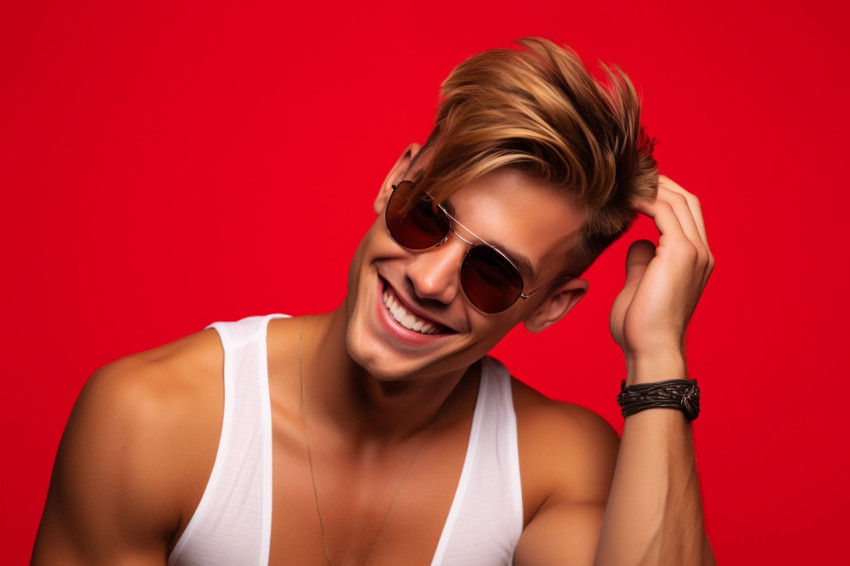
[609,176,714,384]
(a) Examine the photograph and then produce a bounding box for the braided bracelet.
[617,379,700,421]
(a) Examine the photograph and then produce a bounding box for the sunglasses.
[385,180,572,314]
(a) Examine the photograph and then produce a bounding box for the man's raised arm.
[596,175,715,565]
[515,176,715,566]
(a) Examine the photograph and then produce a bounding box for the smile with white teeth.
[382,288,444,335]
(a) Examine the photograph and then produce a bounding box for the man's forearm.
[595,388,714,566]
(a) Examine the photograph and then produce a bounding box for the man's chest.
[266,417,470,565]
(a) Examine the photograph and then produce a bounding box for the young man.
[32,38,715,565]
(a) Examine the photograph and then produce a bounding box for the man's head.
[345,38,657,380]
[408,37,657,276]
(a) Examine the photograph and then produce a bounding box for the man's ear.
[373,143,422,215]
[523,278,589,334]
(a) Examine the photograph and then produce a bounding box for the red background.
[2,1,847,564]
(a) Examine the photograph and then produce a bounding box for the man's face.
[345,156,587,383]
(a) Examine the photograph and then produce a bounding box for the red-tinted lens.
[386,181,450,250]
[460,245,524,313]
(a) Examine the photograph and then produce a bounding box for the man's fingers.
[658,175,709,246]
[634,193,689,245]
[634,176,714,279]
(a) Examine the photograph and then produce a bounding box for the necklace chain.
[299,316,449,566]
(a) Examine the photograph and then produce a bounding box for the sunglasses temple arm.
[520,275,575,300]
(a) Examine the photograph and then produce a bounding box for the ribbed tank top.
[167,314,523,565]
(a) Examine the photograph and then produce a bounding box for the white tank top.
[168,314,523,565]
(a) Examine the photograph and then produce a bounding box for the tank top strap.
[431,356,523,565]
[167,314,286,566]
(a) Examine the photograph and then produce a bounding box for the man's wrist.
[618,378,700,421]
[625,350,688,387]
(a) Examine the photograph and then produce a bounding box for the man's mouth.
[382,287,448,335]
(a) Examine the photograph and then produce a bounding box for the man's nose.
[405,236,468,306]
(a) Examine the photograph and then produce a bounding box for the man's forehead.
[407,149,530,205]
[439,168,586,280]
[436,196,538,281]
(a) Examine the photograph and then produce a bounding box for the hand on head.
[609,175,714,384]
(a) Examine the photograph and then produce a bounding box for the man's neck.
[300,306,478,445]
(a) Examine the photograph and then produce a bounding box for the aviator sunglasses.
[385,180,573,314]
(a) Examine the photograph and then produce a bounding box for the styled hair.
[414,37,658,275]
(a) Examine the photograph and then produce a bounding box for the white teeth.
[382,289,443,335]
[393,307,407,324]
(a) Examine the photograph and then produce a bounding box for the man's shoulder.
[71,327,225,473]
[510,377,619,512]
[511,377,618,449]
[37,329,226,558]
[84,328,223,414]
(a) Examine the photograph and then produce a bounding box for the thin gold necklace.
[298,317,452,566]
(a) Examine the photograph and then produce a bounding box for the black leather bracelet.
[617,379,700,421]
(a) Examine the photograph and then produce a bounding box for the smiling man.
[32,38,715,565]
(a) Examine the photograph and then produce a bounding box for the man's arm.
[32,362,177,565]
[597,176,715,565]
[31,331,223,565]
[516,176,715,566]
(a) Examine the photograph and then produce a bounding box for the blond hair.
[414,37,658,274]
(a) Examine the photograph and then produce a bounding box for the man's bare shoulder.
[32,329,225,564]
[78,328,225,441]
[76,327,225,505]
[511,378,619,512]
[100,327,224,385]
[512,377,619,454]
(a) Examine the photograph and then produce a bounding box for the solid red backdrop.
[2,1,847,564]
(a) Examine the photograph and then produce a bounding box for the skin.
[32,144,714,565]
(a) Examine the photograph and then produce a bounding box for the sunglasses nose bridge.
[438,206,479,249]
[447,225,475,247]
